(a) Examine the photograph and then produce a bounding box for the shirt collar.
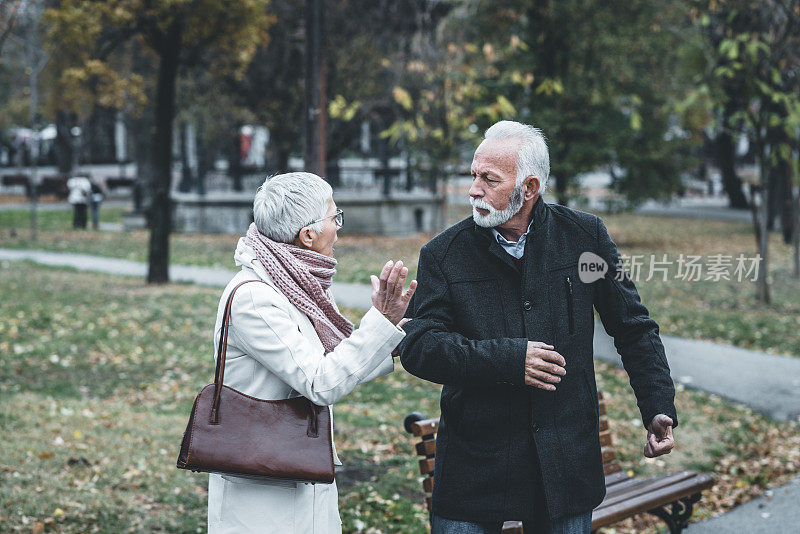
[492,217,534,246]
[491,217,534,259]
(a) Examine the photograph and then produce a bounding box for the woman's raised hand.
[370,260,417,325]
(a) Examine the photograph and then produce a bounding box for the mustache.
[469,197,495,211]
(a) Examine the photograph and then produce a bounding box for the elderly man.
[399,120,677,533]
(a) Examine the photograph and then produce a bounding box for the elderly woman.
[207,172,415,533]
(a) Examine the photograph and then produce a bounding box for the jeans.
[89,200,100,229]
[72,204,87,229]
[431,511,592,534]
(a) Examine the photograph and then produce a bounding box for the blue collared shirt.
[491,218,534,259]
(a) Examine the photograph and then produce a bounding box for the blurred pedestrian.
[66,175,91,229]
[89,179,105,230]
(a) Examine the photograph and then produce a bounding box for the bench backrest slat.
[419,457,435,475]
[416,439,436,456]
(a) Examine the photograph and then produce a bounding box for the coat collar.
[522,195,552,274]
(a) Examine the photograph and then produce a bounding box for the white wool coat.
[207,239,405,534]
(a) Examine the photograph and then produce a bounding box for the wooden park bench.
[1,173,32,196]
[403,391,714,533]
[38,175,70,198]
[105,176,135,190]
[2,173,72,199]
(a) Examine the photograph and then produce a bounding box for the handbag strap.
[211,279,261,422]
[209,279,320,437]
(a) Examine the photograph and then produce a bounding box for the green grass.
[1,263,798,532]
[0,206,123,231]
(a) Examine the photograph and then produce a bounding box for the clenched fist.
[644,414,675,458]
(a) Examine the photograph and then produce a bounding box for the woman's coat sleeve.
[227,283,404,406]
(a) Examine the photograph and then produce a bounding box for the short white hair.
[252,172,332,243]
[484,120,550,195]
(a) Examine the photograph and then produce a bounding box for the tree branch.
[0,3,20,55]
[94,24,140,60]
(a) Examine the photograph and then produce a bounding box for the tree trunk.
[303,0,326,176]
[528,0,569,206]
[755,144,770,304]
[276,145,290,174]
[792,186,799,279]
[130,111,154,214]
[765,102,790,231]
[147,26,181,284]
[196,124,209,196]
[712,127,748,208]
[129,40,155,214]
[178,120,192,193]
[229,128,243,191]
[54,110,74,174]
[766,159,784,231]
[781,163,794,245]
[749,184,761,252]
[554,173,569,206]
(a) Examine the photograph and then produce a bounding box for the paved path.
[2,247,799,531]
[687,476,800,533]
[0,248,373,310]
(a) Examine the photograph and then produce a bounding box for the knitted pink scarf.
[245,223,353,352]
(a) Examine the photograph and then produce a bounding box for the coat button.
[523,300,532,311]
[532,423,540,432]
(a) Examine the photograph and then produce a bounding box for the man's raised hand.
[524,341,566,391]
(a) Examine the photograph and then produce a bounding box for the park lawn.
[1,263,799,533]
[0,206,124,231]
[2,206,800,357]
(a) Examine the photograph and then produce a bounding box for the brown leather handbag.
[177,279,335,484]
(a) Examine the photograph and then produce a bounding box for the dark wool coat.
[398,196,678,523]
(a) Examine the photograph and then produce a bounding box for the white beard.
[470,185,525,228]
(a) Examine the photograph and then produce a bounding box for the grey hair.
[252,172,332,243]
[484,120,550,195]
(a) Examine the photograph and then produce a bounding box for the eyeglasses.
[308,208,344,228]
